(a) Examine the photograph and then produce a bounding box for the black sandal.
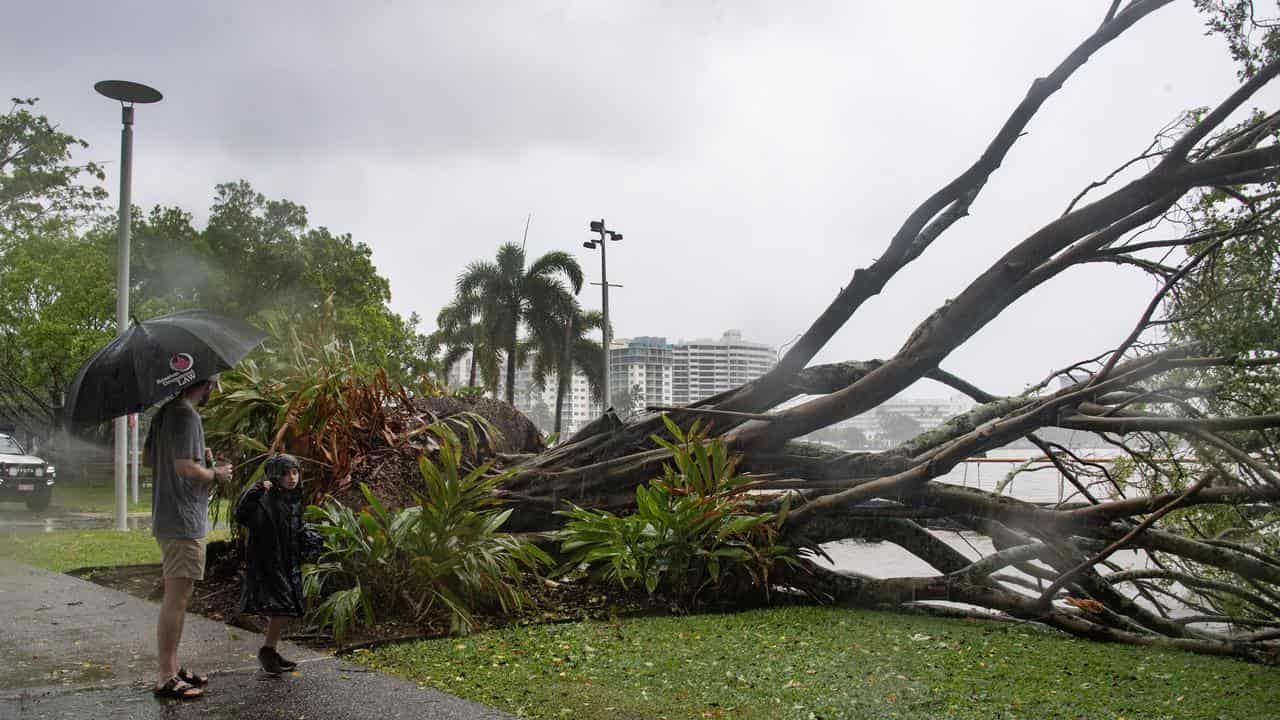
[177,667,209,687]
[153,676,204,700]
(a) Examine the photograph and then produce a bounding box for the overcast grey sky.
[3,1,1269,398]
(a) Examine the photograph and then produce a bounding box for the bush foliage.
[556,417,801,606]
[303,424,550,641]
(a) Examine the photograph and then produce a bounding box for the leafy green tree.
[0,228,114,406]
[1161,171,1280,474]
[1162,7,1280,468]
[0,98,105,236]
[0,103,428,416]
[1169,189,1279,354]
[455,243,583,404]
[1194,0,1280,80]
[108,180,433,382]
[124,205,209,316]
[0,99,110,410]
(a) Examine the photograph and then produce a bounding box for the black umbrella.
[65,309,268,428]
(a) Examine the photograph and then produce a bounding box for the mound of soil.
[411,395,545,455]
[324,395,544,513]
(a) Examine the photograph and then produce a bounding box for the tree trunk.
[505,322,518,405]
[553,322,571,436]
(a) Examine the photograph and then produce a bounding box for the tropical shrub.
[204,309,413,497]
[556,417,801,606]
[205,306,496,504]
[303,425,550,641]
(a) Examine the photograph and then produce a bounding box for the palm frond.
[526,250,584,294]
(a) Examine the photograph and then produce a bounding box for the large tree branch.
[1059,413,1280,434]
[733,104,1280,449]
[1160,53,1280,165]
[707,0,1176,417]
[775,351,1197,524]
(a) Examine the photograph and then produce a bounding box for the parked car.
[0,432,55,511]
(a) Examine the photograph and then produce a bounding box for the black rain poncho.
[234,469,321,617]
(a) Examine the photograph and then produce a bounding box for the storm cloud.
[3,1,1267,397]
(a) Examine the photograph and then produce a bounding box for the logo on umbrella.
[157,352,198,389]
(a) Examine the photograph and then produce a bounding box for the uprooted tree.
[487,1,1280,663]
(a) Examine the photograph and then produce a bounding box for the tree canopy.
[454,242,583,404]
[0,101,433,423]
[117,180,433,380]
[0,99,112,424]
[0,98,105,235]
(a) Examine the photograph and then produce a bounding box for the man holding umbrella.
[143,374,231,699]
[65,310,267,700]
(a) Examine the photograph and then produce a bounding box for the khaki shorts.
[157,537,207,581]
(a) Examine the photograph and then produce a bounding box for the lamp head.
[94,80,163,104]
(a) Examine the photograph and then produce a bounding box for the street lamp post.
[583,219,622,413]
[95,80,162,532]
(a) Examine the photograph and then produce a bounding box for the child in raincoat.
[234,453,322,674]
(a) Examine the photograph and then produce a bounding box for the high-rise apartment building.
[609,337,674,416]
[511,362,601,437]
[671,330,776,405]
[558,370,602,435]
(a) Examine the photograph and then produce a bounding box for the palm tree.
[526,299,604,435]
[433,295,500,392]
[456,243,583,404]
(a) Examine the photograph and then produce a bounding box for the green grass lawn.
[0,482,152,514]
[0,489,233,573]
[355,605,1279,720]
[0,528,164,571]
[45,483,152,513]
[0,527,231,572]
[3,483,233,519]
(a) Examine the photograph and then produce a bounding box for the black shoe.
[275,649,298,671]
[259,646,298,672]
[258,646,286,675]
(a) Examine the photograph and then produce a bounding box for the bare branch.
[713,0,1177,417]
[1101,0,1124,27]
[1037,475,1211,607]
[1090,236,1228,386]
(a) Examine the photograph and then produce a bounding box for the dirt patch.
[411,396,544,456]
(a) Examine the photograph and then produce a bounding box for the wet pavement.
[0,558,519,719]
[7,662,519,719]
[0,506,151,534]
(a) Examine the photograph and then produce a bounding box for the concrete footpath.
[0,558,518,719]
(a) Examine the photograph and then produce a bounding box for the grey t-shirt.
[147,398,209,539]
